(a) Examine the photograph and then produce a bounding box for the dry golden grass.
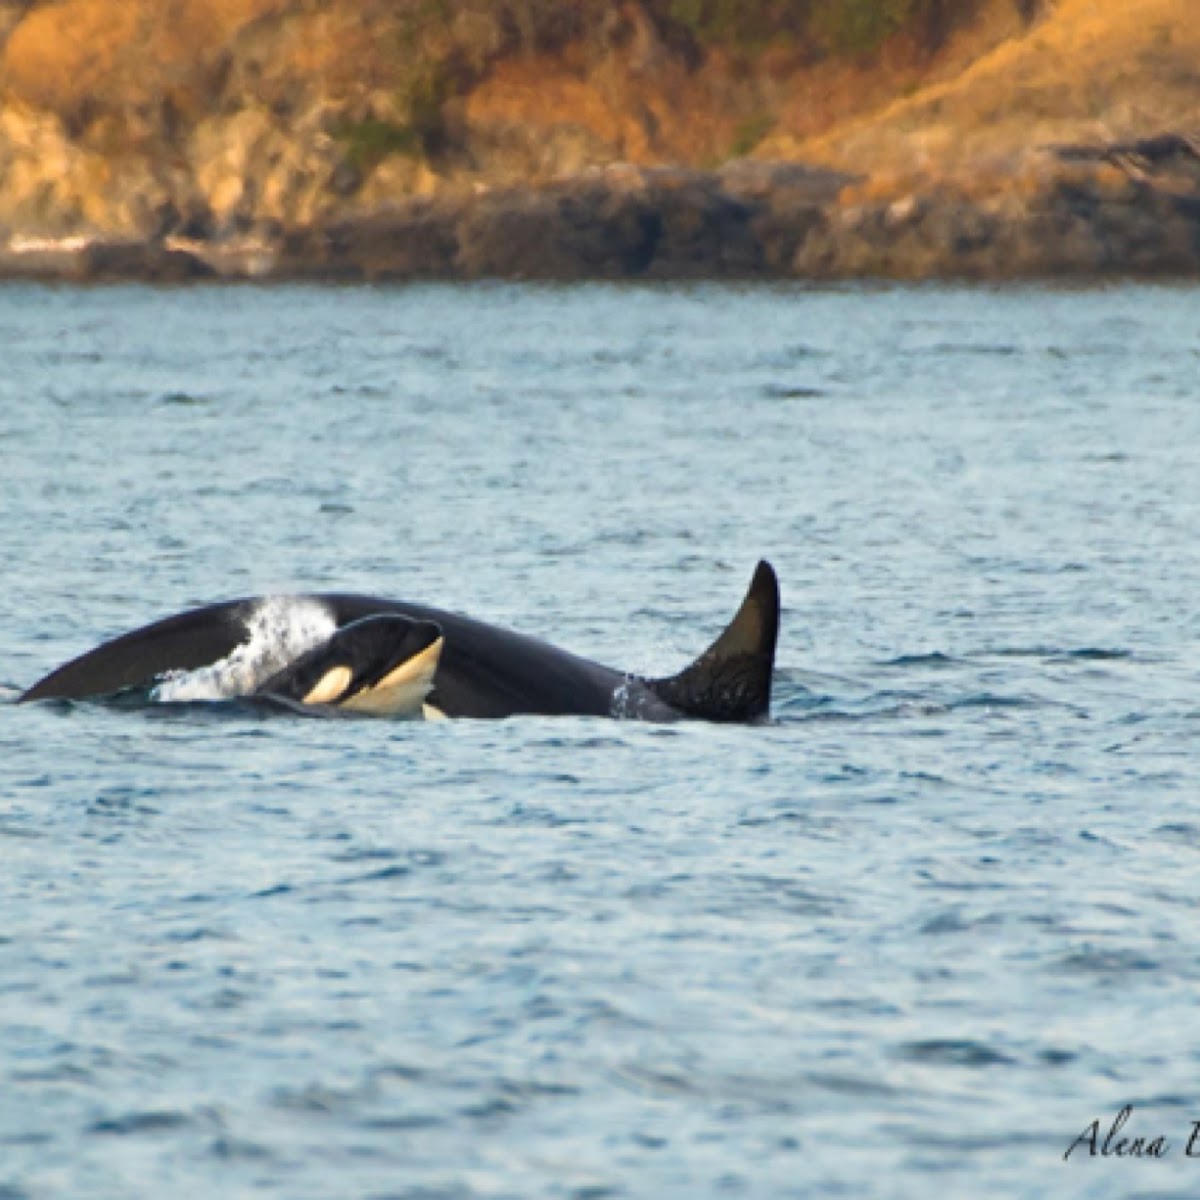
[2,0,287,126]
[797,0,1200,183]
[2,0,142,117]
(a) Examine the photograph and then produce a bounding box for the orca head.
[257,615,444,717]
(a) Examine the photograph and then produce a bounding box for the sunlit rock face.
[0,0,1197,280]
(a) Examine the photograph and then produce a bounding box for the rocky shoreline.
[4,143,1199,284]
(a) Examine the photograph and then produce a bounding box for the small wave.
[878,652,961,669]
[88,1110,194,1136]
[780,689,1045,724]
[158,391,208,407]
[761,383,826,399]
[925,341,1019,357]
[894,1038,1016,1068]
[1057,946,1161,975]
[804,1070,900,1098]
[950,693,1037,711]
[987,645,1134,662]
[151,596,336,702]
[338,864,412,885]
[210,1135,274,1161]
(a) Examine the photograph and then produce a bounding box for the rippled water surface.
[3,282,1200,1199]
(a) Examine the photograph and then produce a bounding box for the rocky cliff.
[0,0,1197,280]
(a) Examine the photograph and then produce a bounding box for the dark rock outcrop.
[274,162,854,282]
[4,145,1200,283]
[73,240,215,282]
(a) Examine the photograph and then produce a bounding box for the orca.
[254,615,444,716]
[20,561,779,722]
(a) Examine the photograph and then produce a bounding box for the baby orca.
[256,615,444,716]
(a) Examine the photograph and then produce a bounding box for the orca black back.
[20,562,781,723]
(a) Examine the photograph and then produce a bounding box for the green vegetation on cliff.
[399,0,994,59]
[664,0,982,54]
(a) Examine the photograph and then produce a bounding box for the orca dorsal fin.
[645,560,780,722]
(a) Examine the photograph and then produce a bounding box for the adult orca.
[20,561,779,722]
[255,615,444,716]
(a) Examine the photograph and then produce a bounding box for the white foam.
[151,596,337,703]
[6,234,90,254]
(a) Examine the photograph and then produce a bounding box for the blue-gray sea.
[2,282,1199,1200]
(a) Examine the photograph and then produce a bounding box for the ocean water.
[2,281,1200,1199]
